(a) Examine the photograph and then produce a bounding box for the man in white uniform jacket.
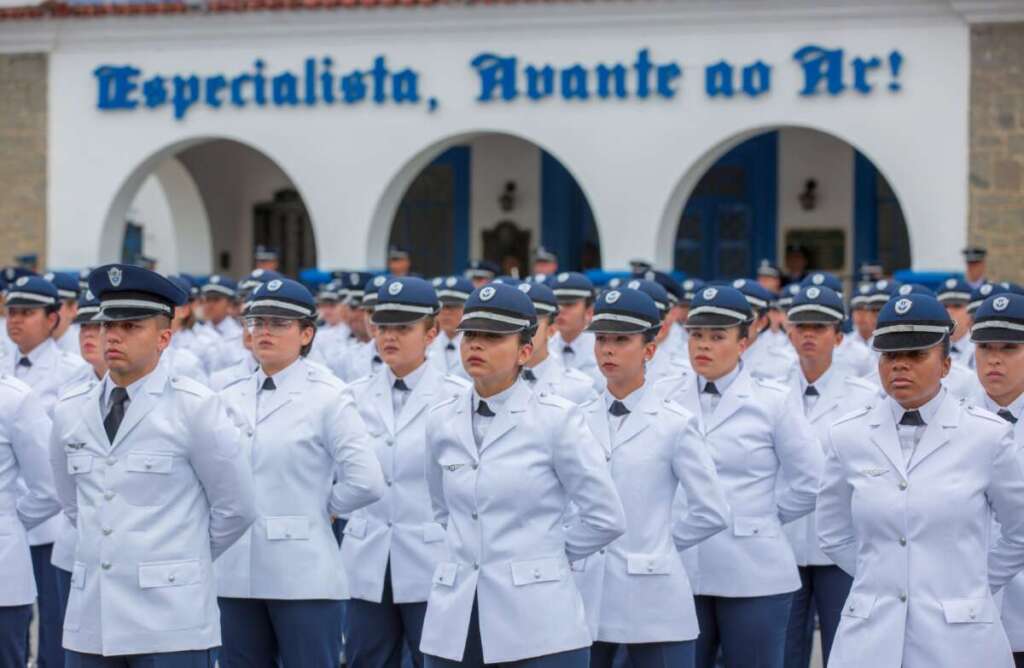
[49,265,256,666]
[817,293,1024,668]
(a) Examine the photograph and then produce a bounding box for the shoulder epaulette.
[169,375,211,398]
[833,405,871,427]
[57,380,93,401]
[429,393,460,412]
[966,404,1005,424]
[753,376,788,393]
[537,391,572,409]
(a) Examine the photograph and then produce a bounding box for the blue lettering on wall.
[93,45,905,120]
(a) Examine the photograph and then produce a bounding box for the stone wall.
[969,23,1024,282]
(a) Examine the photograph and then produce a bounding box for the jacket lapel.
[808,370,843,424]
[396,365,437,433]
[110,362,169,451]
[671,371,704,433]
[84,380,108,448]
[367,368,396,435]
[584,399,612,458]
[257,365,300,424]
[705,369,752,434]
[479,382,531,454]
[614,386,656,449]
[452,389,480,463]
[907,393,959,474]
[867,402,909,481]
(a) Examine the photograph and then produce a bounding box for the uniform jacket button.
[899,593,907,602]
[101,562,111,570]
[168,574,176,583]
[473,562,480,570]
[102,528,112,536]
[899,537,907,546]
[899,481,908,490]
[472,464,479,470]
[107,457,116,465]
[471,512,478,520]
[104,491,114,501]
[533,569,541,579]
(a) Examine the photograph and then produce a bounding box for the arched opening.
[101,138,317,278]
[665,127,910,283]
[376,132,600,277]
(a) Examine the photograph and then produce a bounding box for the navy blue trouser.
[423,597,590,668]
[65,649,215,667]
[31,542,64,668]
[784,565,852,668]
[1015,652,1024,668]
[1,604,32,668]
[345,562,427,668]
[694,593,793,668]
[591,640,694,668]
[218,597,343,668]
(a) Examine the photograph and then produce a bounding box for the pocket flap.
[432,562,458,587]
[570,558,587,573]
[125,452,174,474]
[438,458,473,473]
[941,597,993,624]
[71,562,86,590]
[511,557,563,586]
[423,522,446,543]
[67,454,93,475]
[138,559,201,589]
[343,517,367,539]
[732,516,779,537]
[266,516,310,541]
[841,592,877,619]
[626,553,673,575]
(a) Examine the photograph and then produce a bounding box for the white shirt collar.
[387,358,429,391]
[473,379,521,414]
[983,390,1024,418]
[889,387,947,426]
[603,383,645,412]
[800,361,836,395]
[700,361,742,395]
[257,357,304,390]
[102,369,152,411]
[17,337,55,366]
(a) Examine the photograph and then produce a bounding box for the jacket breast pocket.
[511,557,564,586]
[626,552,673,576]
[63,562,86,631]
[432,562,458,588]
[66,454,93,476]
[733,516,779,538]
[438,457,474,475]
[423,522,446,544]
[343,516,368,539]
[841,592,877,620]
[265,516,310,541]
[120,452,177,507]
[941,597,994,624]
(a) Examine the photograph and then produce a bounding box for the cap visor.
[245,305,309,319]
[685,313,747,328]
[371,310,429,325]
[971,328,1024,344]
[586,320,650,334]
[872,332,946,352]
[787,311,841,324]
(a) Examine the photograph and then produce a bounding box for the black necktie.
[563,345,574,356]
[522,369,538,383]
[17,357,31,369]
[372,355,382,365]
[805,385,819,397]
[394,379,410,392]
[609,400,630,417]
[900,410,924,427]
[703,382,720,396]
[103,387,129,443]
[476,401,495,418]
[998,409,1018,424]
[446,343,456,351]
[261,377,276,391]
[951,345,960,354]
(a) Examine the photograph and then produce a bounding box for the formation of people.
[3,241,1024,668]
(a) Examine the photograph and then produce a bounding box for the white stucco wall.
[24,2,970,273]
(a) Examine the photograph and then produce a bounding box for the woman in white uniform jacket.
[420,283,626,668]
[574,287,729,667]
[216,278,386,668]
[817,293,1024,668]
[342,277,470,668]
[0,374,61,666]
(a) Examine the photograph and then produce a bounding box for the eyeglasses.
[243,317,298,333]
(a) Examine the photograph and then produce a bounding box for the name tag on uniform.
[65,442,86,450]
[859,467,889,477]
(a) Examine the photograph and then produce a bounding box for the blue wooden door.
[674,132,778,280]
[541,151,601,272]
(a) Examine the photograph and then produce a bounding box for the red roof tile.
[0,0,585,20]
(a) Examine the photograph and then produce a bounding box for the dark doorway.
[253,188,317,277]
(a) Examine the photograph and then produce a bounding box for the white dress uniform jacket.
[55,324,82,357]
[49,359,257,657]
[201,317,245,372]
[209,356,258,392]
[420,381,626,664]
[949,336,976,370]
[342,363,469,603]
[428,331,470,379]
[217,358,385,600]
[339,339,383,383]
[524,354,598,405]
[782,366,878,566]
[7,338,86,547]
[0,375,61,606]
[742,332,797,381]
[646,346,692,385]
[817,391,1024,668]
[834,334,874,377]
[659,366,823,597]
[573,383,729,643]
[549,330,603,385]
